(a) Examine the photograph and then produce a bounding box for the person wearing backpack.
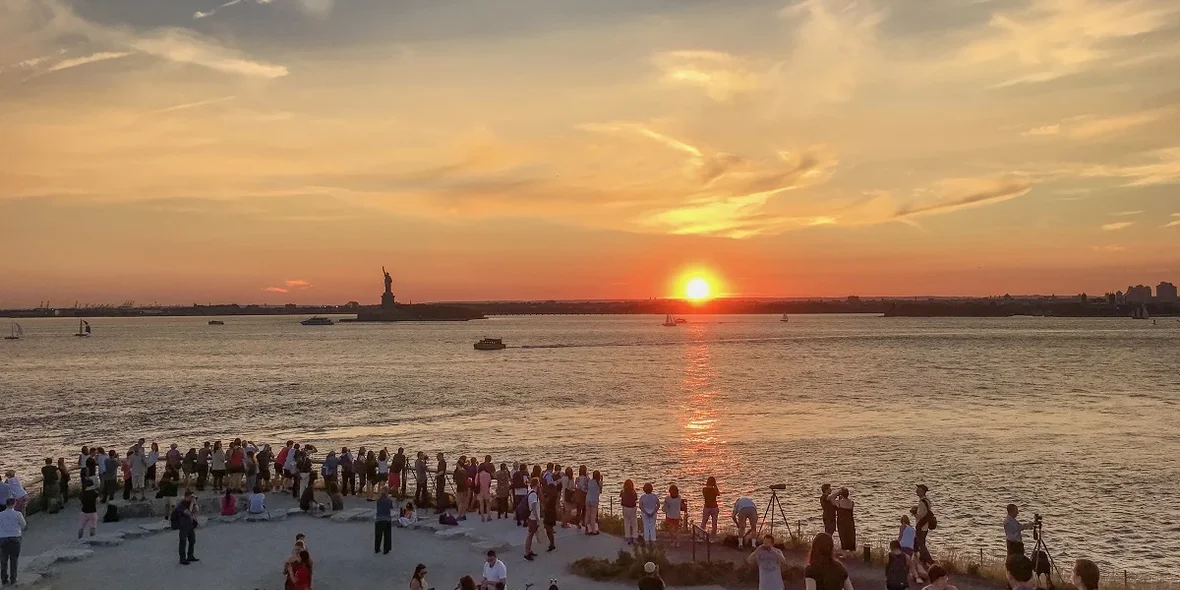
[173,490,199,565]
[886,540,909,590]
[913,485,936,566]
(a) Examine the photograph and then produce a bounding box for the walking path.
[11,490,999,590]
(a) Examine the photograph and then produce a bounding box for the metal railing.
[690,523,713,562]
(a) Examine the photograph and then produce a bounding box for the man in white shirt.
[1004,504,1035,556]
[522,478,543,561]
[0,498,28,585]
[480,550,508,590]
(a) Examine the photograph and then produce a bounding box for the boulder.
[24,546,95,575]
[13,573,43,587]
[435,528,471,540]
[286,508,303,516]
[81,532,126,547]
[212,513,244,524]
[245,512,271,522]
[138,520,172,534]
[471,539,513,553]
[121,527,155,539]
[115,501,155,519]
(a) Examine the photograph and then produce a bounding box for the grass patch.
[570,544,803,587]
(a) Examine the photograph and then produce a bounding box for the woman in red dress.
[286,550,312,590]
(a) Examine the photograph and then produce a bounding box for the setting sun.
[685,277,712,301]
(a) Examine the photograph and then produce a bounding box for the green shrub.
[569,545,803,587]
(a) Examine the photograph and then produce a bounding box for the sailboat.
[1132,304,1150,320]
[4,322,21,340]
[75,319,91,337]
[661,314,677,327]
[780,313,789,323]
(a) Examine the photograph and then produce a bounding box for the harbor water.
[2,314,1178,576]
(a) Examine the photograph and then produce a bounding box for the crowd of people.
[0,439,1110,590]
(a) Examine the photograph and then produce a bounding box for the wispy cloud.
[1166,213,1180,228]
[1101,221,1135,231]
[1080,147,1180,186]
[149,95,237,114]
[45,51,133,73]
[1021,125,1060,137]
[895,178,1032,219]
[262,286,288,293]
[652,50,761,102]
[1115,210,1143,216]
[1091,245,1126,252]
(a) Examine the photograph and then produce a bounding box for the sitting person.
[248,487,267,515]
[398,502,418,528]
[155,471,180,498]
[221,488,237,516]
[327,480,344,512]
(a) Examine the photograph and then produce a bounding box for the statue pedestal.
[381,293,396,310]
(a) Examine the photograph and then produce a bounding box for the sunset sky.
[2,0,1179,306]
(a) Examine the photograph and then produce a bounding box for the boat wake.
[511,336,805,350]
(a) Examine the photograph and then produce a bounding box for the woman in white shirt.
[3,472,28,515]
[376,450,390,497]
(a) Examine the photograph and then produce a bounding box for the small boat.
[4,322,22,340]
[1132,305,1150,320]
[661,314,677,327]
[674,317,687,324]
[780,313,789,323]
[208,320,225,326]
[300,316,334,326]
[474,338,506,351]
[74,319,91,337]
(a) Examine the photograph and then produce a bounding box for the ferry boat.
[208,320,225,326]
[300,316,334,326]
[474,337,506,350]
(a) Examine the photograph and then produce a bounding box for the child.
[899,515,926,584]
[662,485,689,548]
[887,540,909,590]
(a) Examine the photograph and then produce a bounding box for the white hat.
[644,562,657,574]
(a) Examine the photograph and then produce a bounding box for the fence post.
[1124,569,1128,590]
[979,548,983,567]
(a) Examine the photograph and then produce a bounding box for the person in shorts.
[477,464,493,522]
[732,496,759,548]
[78,478,99,539]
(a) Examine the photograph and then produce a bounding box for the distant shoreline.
[3,297,1177,319]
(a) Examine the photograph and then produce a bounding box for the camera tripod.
[758,485,790,539]
[1029,522,1063,587]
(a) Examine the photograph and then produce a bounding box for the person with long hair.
[410,564,429,590]
[365,451,379,501]
[286,549,312,590]
[1072,559,1099,590]
[57,458,70,506]
[620,479,638,545]
[210,441,226,494]
[495,463,511,519]
[574,466,589,529]
[221,488,237,516]
[701,476,721,540]
[453,458,469,521]
[805,533,853,590]
[584,471,603,535]
[457,575,477,590]
[377,449,390,496]
[829,487,856,557]
[662,484,687,547]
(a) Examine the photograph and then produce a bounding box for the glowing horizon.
[2,0,1179,308]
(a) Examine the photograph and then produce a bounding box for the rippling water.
[3,314,1178,576]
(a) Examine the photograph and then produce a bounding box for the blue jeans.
[0,536,21,583]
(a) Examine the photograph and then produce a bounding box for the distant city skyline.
[2,0,1180,307]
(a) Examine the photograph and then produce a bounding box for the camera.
[1033,514,1043,525]
[769,484,786,490]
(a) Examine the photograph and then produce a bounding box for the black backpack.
[921,498,938,530]
[103,504,120,523]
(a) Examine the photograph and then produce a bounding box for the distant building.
[1159,282,1178,302]
[1126,285,1153,304]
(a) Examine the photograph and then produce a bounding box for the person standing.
[287,550,312,590]
[244,451,259,501]
[830,487,856,557]
[820,484,837,537]
[414,452,429,507]
[130,446,149,501]
[392,448,408,498]
[40,459,60,513]
[146,443,160,490]
[78,479,99,539]
[477,463,493,522]
[914,485,935,566]
[573,466,589,529]
[748,534,788,590]
[354,446,367,497]
[662,484,687,547]
[434,453,448,513]
[804,533,853,590]
[174,490,199,565]
[100,451,119,504]
[256,445,273,493]
[340,447,355,496]
[639,483,660,545]
[196,442,211,491]
[376,449,390,497]
[452,459,469,521]
[57,458,70,506]
[511,464,528,526]
[363,450,378,501]
[375,491,393,555]
[620,479,638,545]
[0,498,27,587]
[321,451,339,490]
[701,477,721,540]
[523,478,543,561]
[182,448,197,489]
[210,441,226,494]
[495,463,511,519]
[584,471,603,535]
[542,481,559,552]
[1004,504,1034,556]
